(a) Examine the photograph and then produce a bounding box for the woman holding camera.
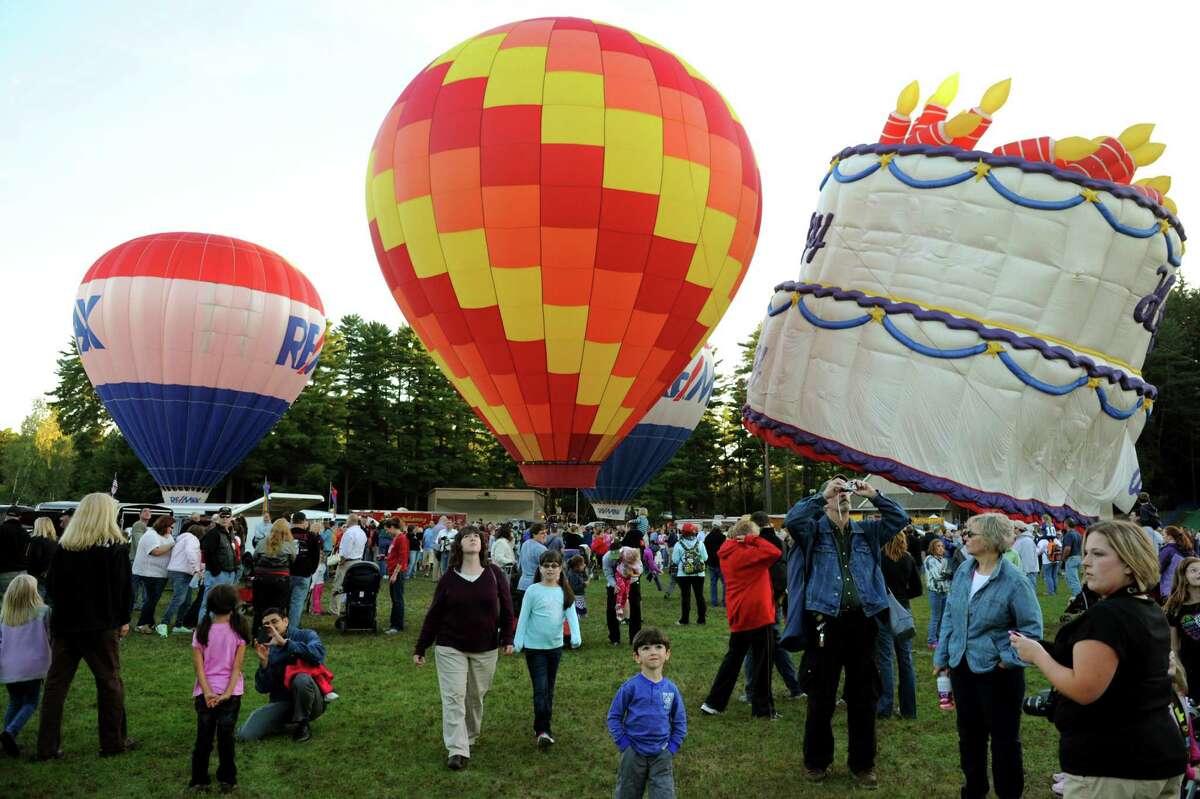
[933,513,1043,799]
[1010,520,1185,798]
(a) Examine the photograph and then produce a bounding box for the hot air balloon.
[75,233,325,504]
[366,16,761,488]
[584,346,715,520]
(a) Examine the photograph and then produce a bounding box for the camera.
[1021,689,1059,720]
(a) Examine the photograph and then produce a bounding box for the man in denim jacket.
[783,475,908,788]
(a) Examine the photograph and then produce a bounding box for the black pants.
[191,695,240,787]
[135,576,166,628]
[606,583,642,644]
[803,608,881,773]
[704,624,774,716]
[524,648,562,736]
[949,665,1025,799]
[252,574,291,635]
[37,629,127,757]
[677,575,705,624]
[388,574,405,631]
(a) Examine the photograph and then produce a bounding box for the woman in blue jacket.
[933,512,1043,799]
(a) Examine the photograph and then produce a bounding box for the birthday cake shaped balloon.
[744,75,1183,522]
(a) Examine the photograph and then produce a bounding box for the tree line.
[2,281,1197,518]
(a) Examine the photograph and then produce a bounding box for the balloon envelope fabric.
[75,233,325,503]
[584,345,715,520]
[366,16,761,488]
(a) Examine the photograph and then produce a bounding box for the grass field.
[1,575,1072,798]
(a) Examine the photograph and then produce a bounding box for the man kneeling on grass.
[237,607,331,744]
[607,628,687,799]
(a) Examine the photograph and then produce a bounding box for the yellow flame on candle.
[945,112,981,138]
[1163,197,1178,215]
[979,78,1011,115]
[1135,176,1172,194]
[1119,123,1155,149]
[927,73,959,107]
[1056,137,1101,161]
[1132,142,1166,167]
[896,80,920,116]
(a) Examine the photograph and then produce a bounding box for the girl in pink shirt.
[190,583,250,791]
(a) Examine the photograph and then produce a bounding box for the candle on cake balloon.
[1060,123,1162,184]
[905,73,959,144]
[879,80,920,144]
[950,78,1011,150]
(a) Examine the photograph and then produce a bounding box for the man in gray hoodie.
[1011,523,1039,591]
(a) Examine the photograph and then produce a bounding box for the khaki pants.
[434,645,498,758]
[331,559,360,614]
[1064,774,1183,799]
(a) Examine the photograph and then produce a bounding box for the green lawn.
[1,577,1071,798]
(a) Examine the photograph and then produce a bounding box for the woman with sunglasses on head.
[934,513,1042,799]
[1010,520,1185,798]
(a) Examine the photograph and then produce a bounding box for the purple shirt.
[0,607,51,683]
[192,622,246,696]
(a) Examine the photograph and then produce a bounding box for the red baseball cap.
[681,522,699,533]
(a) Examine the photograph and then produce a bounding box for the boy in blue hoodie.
[607,627,687,799]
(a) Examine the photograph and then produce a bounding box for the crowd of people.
[0,484,1198,798]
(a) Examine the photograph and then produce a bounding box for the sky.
[1,0,1195,431]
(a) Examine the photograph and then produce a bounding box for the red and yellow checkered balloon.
[366,17,761,488]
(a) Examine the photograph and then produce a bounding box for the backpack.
[1045,539,1062,563]
[680,541,705,575]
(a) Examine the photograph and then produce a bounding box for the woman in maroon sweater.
[413,526,514,770]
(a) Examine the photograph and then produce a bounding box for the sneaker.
[324,692,339,702]
[853,769,878,789]
[536,733,554,752]
[447,754,467,770]
[155,624,169,638]
[384,628,400,635]
[173,627,192,635]
[699,703,721,716]
[1052,779,1065,797]
[135,625,154,635]
[292,721,311,743]
[805,768,828,782]
[0,730,18,757]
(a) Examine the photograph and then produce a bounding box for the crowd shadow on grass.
[0,579,1070,798]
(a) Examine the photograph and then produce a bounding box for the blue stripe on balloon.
[94,383,291,490]
[583,423,695,505]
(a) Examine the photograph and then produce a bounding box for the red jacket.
[718,535,779,632]
[386,533,410,577]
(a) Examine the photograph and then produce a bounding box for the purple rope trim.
[769,282,1157,399]
[830,143,1185,241]
[742,405,1097,525]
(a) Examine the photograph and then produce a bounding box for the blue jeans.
[875,615,916,718]
[4,679,41,737]
[161,570,194,628]
[708,565,725,607]
[927,590,947,645]
[135,576,167,628]
[288,576,311,628]
[440,550,450,575]
[1042,562,1059,595]
[1026,573,1038,592]
[388,574,405,630]
[1064,556,1082,597]
[524,648,562,736]
[199,570,238,620]
[406,551,420,579]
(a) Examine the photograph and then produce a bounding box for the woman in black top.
[25,517,59,600]
[1010,520,1186,797]
[876,529,922,719]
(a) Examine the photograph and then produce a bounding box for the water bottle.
[937,674,953,708]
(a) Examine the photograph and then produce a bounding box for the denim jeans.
[199,571,238,620]
[1026,573,1038,593]
[388,573,405,631]
[406,551,420,579]
[1041,563,1059,595]
[288,576,311,629]
[524,647,562,736]
[135,576,167,628]
[161,570,194,628]
[708,565,725,607]
[4,679,41,737]
[1064,556,1082,597]
[875,615,916,718]
[927,590,947,645]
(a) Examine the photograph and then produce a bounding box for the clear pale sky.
[2,0,1194,430]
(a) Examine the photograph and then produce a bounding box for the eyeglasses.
[540,563,562,569]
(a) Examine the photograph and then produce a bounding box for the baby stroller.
[335,560,381,633]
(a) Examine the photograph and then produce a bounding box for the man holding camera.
[237,607,328,743]
[783,475,908,789]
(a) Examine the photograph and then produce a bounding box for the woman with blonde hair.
[1011,520,1186,797]
[36,492,134,760]
[1,574,51,756]
[25,518,58,600]
[251,520,295,635]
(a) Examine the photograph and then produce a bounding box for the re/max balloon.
[75,233,325,503]
[366,16,761,489]
[584,346,715,520]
